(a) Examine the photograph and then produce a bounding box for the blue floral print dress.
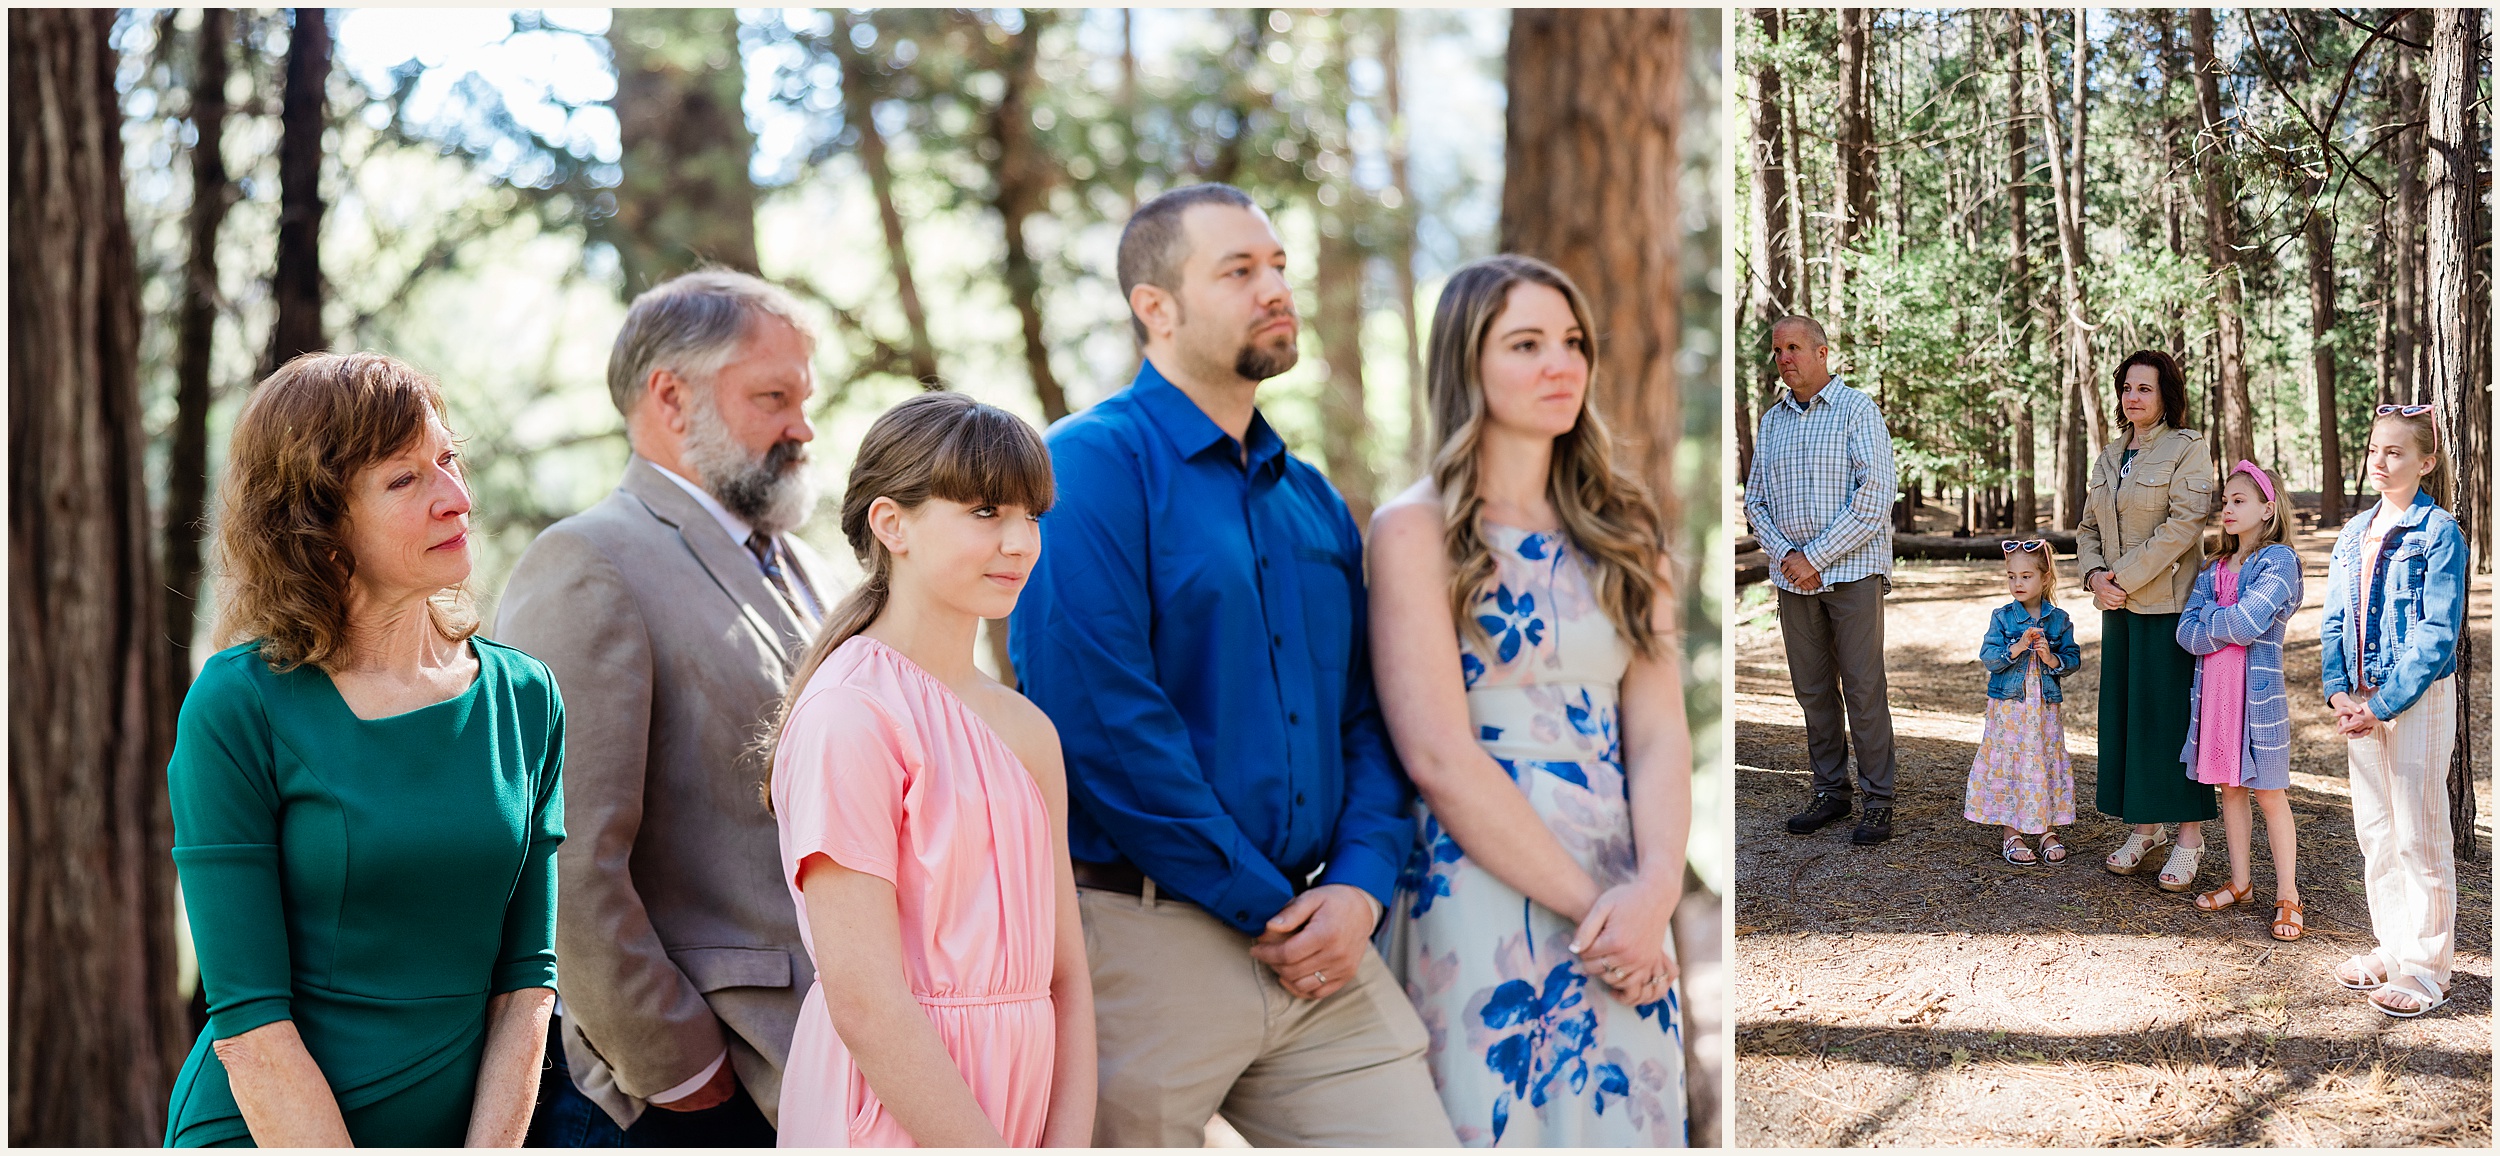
[1390,523,1685,1147]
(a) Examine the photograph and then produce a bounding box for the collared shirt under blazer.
[2176,544,2304,790]
[493,457,835,1131]
[2075,424,2216,615]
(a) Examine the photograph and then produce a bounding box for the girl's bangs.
[927,404,1055,515]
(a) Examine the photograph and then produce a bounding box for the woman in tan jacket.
[2076,351,2217,891]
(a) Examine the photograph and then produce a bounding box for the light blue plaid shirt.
[1744,376,1897,595]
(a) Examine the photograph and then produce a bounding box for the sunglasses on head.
[2377,404,2435,417]
[2001,539,2048,554]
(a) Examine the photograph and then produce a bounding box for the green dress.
[164,638,563,1147]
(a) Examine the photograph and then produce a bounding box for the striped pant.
[2347,676,2460,993]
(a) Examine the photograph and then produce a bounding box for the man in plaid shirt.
[1743,316,1901,845]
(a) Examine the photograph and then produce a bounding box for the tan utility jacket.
[2075,424,2216,616]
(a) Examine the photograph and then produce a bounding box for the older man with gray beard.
[501,270,833,1146]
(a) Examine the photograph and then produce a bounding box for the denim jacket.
[2321,490,2467,721]
[2177,544,2302,788]
[1980,599,2081,703]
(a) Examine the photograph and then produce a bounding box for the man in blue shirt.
[1011,184,1453,1146]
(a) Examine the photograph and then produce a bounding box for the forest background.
[9,7,1721,1145]
[1738,7,2488,535]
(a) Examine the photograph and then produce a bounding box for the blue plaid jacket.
[1744,377,1897,595]
[2177,544,2303,788]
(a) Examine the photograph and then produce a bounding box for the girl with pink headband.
[2174,460,2305,941]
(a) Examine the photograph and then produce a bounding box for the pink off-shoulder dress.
[771,635,1056,1147]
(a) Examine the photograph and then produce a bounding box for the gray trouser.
[1777,575,1898,806]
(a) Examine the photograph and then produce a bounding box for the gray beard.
[681,394,817,536]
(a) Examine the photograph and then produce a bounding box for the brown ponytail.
[766,391,1054,767]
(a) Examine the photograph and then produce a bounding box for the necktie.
[746,531,812,624]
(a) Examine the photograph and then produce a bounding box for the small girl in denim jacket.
[1966,539,2082,864]
[2322,406,2468,1018]
[2175,461,2304,941]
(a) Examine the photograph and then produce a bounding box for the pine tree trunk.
[1742,7,1791,486]
[2005,10,2036,533]
[1831,8,1873,322]
[2424,7,2479,859]
[263,8,328,375]
[168,8,232,672]
[2064,10,2103,453]
[604,8,759,294]
[2189,9,2251,466]
[9,10,189,1142]
[984,11,1068,423]
[2303,181,2342,527]
[1310,16,1373,520]
[836,12,938,386]
[2027,15,2088,529]
[1502,9,1682,540]
[1382,11,1425,480]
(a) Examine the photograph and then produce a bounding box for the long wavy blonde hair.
[210,352,479,671]
[1424,255,1664,658]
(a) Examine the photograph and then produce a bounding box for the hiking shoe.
[1786,791,1851,835]
[1851,807,1895,845]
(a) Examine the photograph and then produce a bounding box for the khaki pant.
[1079,884,1457,1147]
[2348,676,2459,994]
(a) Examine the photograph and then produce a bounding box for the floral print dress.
[1390,523,1686,1147]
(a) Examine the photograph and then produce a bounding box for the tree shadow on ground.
[1732,546,2493,1147]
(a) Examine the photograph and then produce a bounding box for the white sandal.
[2369,975,2448,1018]
[2155,842,2204,893]
[2104,829,2170,875]
[2334,954,2390,992]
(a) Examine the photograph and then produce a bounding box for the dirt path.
[1732,527,2493,1147]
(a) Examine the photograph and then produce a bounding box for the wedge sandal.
[2104,829,2169,875]
[2155,842,2205,893]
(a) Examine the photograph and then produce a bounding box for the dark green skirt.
[2093,609,2217,824]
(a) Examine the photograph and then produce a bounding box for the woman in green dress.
[165,353,562,1147]
[2075,350,2218,893]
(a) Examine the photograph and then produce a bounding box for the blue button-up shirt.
[1009,361,1410,934]
[1744,376,1898,594]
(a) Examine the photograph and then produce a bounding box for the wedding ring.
[1312,971,1327,987]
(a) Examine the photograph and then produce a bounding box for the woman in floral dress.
[1368,255,1690,1147]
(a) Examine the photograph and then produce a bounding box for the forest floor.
[1731,525,2494,1147]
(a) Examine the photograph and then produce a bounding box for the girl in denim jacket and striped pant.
[2322,408,2468,1018]
[2176,462,2304,941]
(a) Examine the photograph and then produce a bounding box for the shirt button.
[1272,634,1283,647]
[1296,792,1307,805]
[1235,909,1250,921]
[1288,712,1301,725]
[1258,555,1268,568]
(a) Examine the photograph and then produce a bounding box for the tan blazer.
[493,457,834,1130]
[2074,424,2215,616]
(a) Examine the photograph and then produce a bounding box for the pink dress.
[2190,564,2249,787]
[771,636,1056,1147]
[1964,662,2076,833]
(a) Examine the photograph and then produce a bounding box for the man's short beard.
[682,387,817,536]
[1233,330,1299,381]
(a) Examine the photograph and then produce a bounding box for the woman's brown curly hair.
[209,352,477,671]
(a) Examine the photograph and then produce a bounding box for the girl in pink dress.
[767,392,1093,1147]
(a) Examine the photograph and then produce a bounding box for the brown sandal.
[2194,880,2252,912]
[2271,899,2305,941]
